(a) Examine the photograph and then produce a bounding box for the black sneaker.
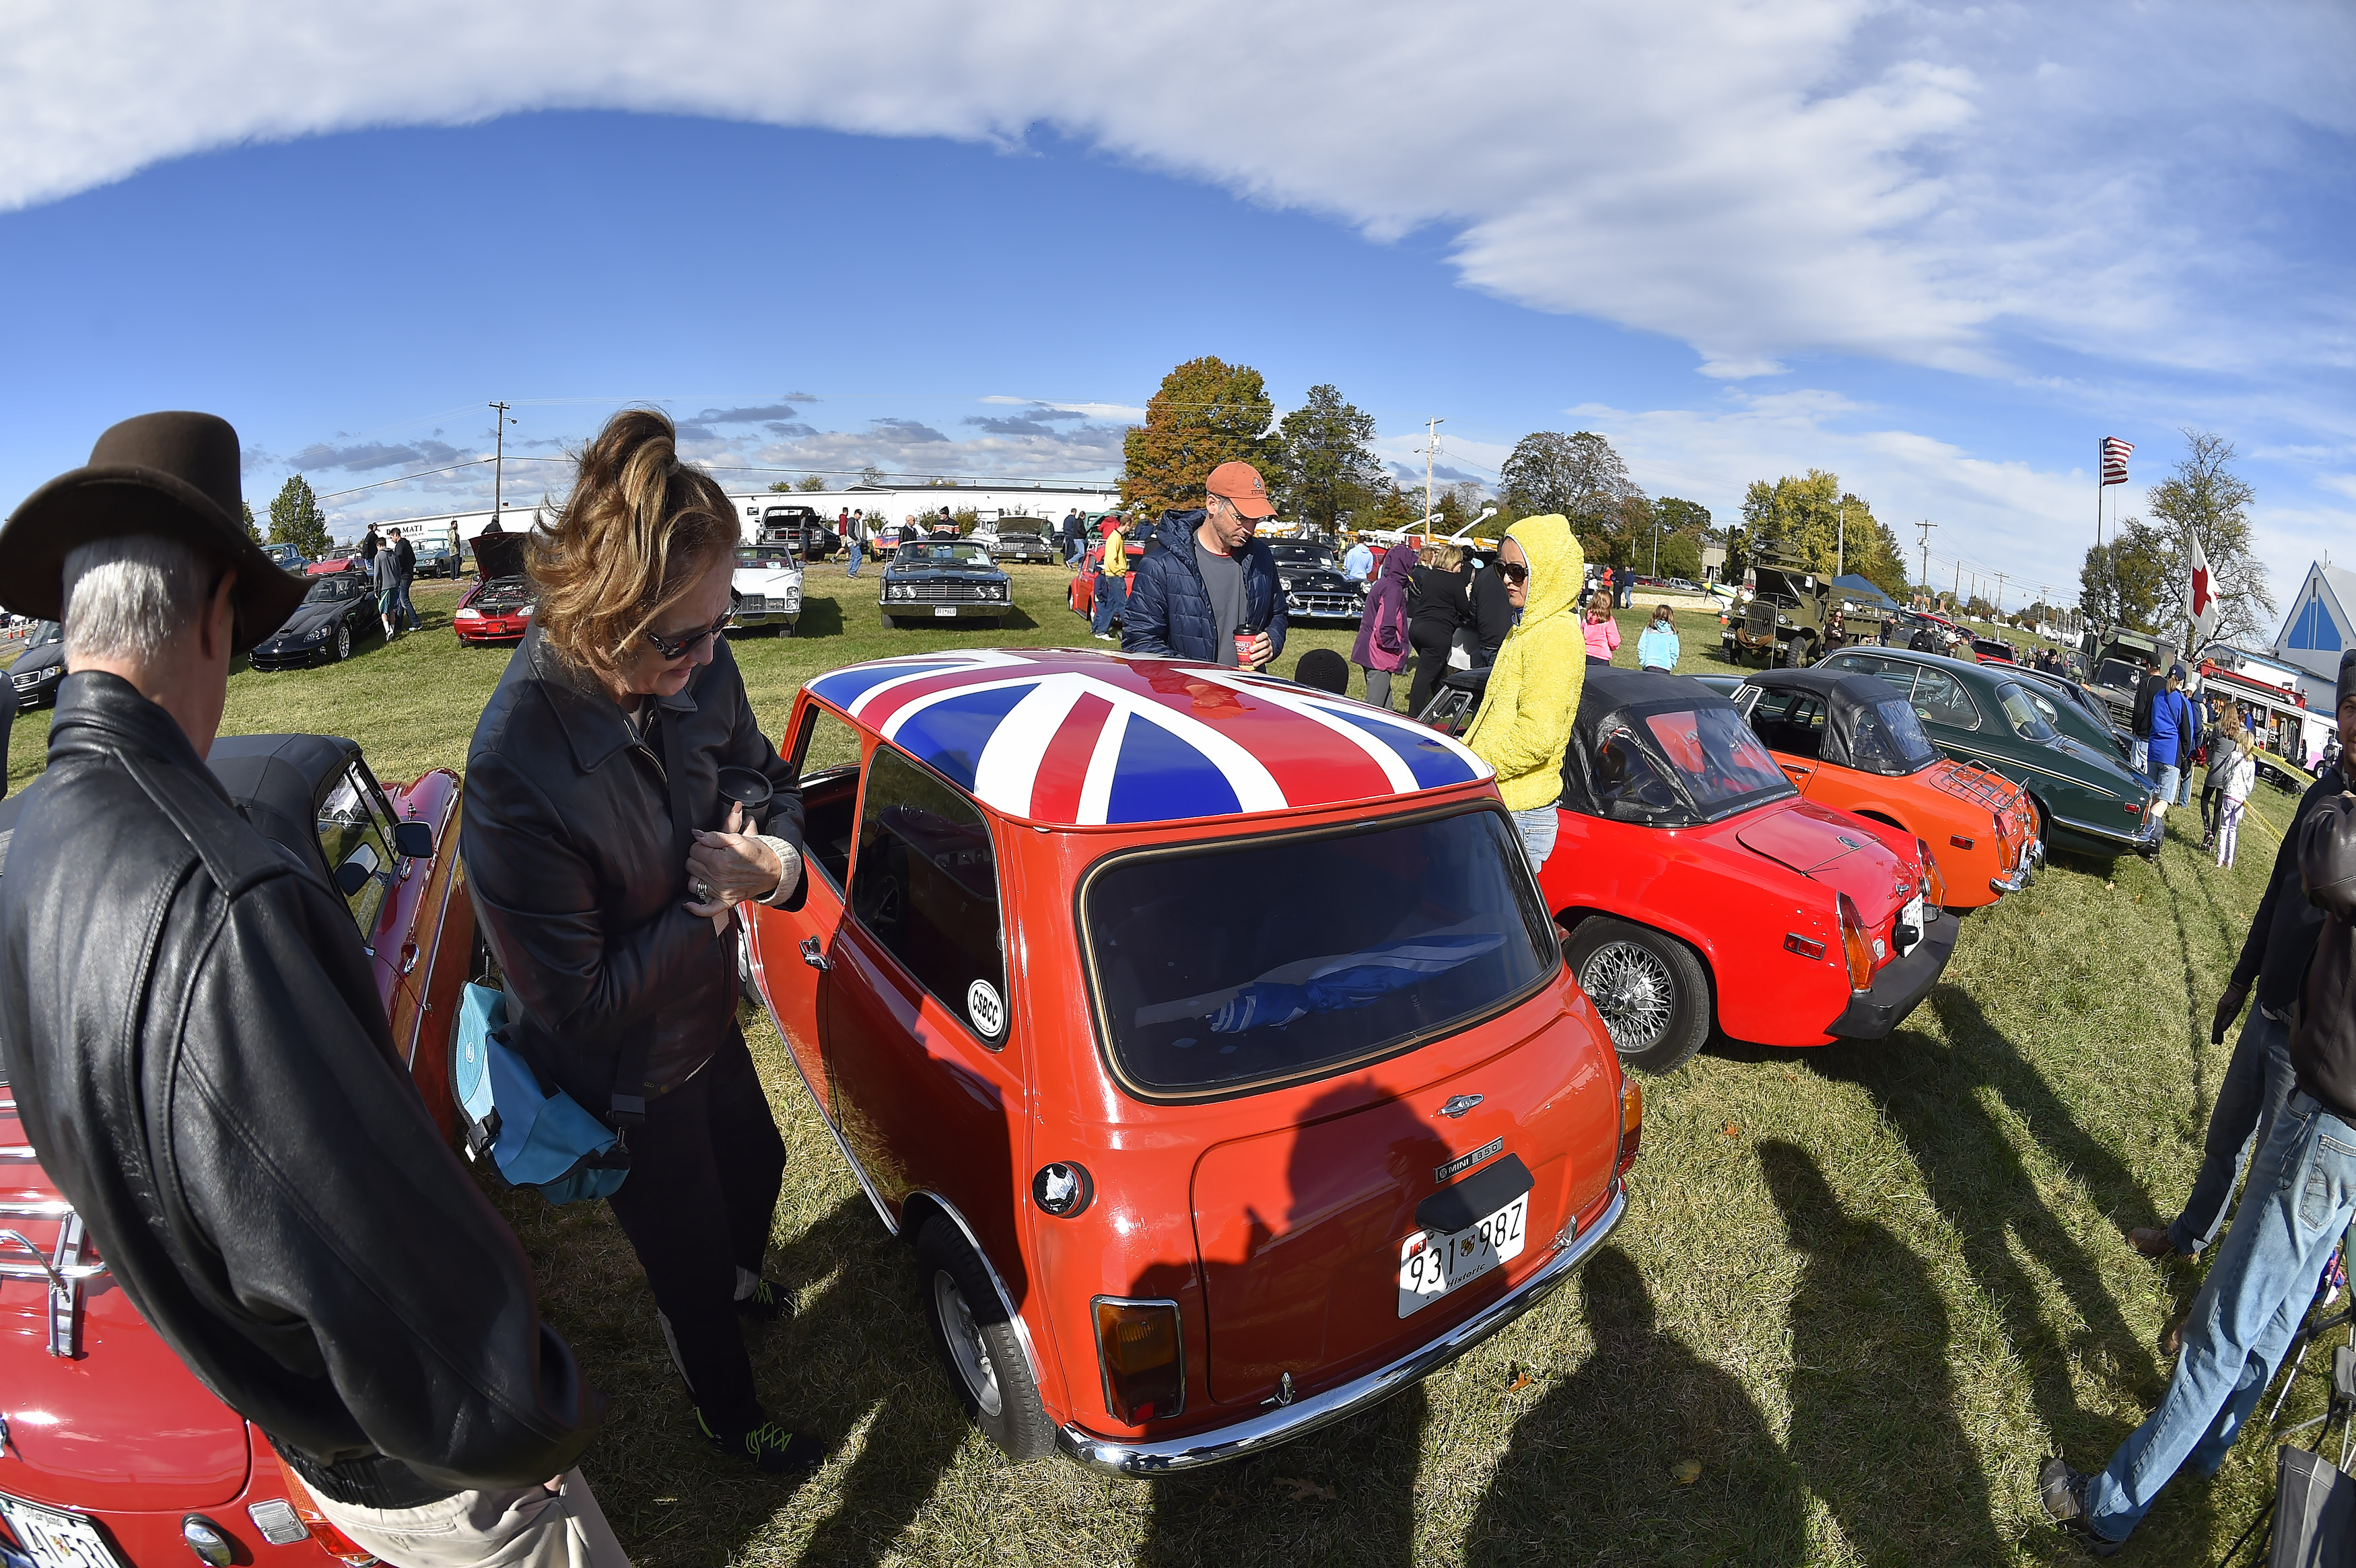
[735,1275,792,1322]
[697,1410,826,1476]
[2038,1458,2122,1557]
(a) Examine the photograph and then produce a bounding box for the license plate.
[0,1497,123,1568]
[1902,892,1925,933]
[1397,1192,1528,1317]
[934,606,958,617]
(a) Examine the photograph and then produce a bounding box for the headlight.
[1279,576,1293,589]
[782,587,801,609]
[456,608,482,621]
[518,603,533,616]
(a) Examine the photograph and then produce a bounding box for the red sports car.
[1426,668,1955,1073]
[0,734,473,1568]
[742,647,1639,1471]
[452,532,531,644]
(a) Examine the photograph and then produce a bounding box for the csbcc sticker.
[966,978,1005,1036]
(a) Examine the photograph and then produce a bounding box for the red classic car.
[1422,668,1955,1074]
[1066,524,1151,621]
[742,647,1640,1471]
[0,734,472,1568]
[453,532,532,644]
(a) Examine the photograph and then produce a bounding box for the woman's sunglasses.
[644,609,734,660]
[1496,560,1529,583]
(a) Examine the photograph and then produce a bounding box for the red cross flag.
[2190,533,2219,648]
[2101,437,2133,486]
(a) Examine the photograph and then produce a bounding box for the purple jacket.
[1350,544,1416,673]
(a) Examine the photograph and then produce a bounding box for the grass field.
[5,566,2326,1564]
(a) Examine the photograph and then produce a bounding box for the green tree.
[796,474,829,493]
[2079,518,2169,632]
[267,476,331,560]
[768,478,794,493]
[2147,429,2273,647]
[1271,384,1384,533]
[1500,431,1643,538]
[241,501,263,546]
[1121,356,1275,520]
[1737,470,1898,592]
[1658,532,1704,579]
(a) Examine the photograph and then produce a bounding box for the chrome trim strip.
[907,1188,1047,1406]
[1056,1180,1628,1474]
[747,927,898,1234]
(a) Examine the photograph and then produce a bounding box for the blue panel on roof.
[1105,715,1240,823]
[889,683,1036,791]
[2289,598,2343,653]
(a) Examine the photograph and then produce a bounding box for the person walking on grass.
[0,412,620,1566]
[1343,532,1374,583]
[2044,670,2356,1553]
[1462,514,1582,875]
[2213,731,2256,869]
[845,509,865,578]
[373,524,404,641]
[1636,604,1679,672]
[390,526,419,632]
[1350,541,1414,709]
[2129,653,2163,775]
[1583,592,1620,667]
[2148,664,2193,820]
[1119,463,1286,670]
[1091,514,1128,641]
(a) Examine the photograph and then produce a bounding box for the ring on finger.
[693,878,713,901]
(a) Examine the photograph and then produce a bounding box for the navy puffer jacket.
[1120,510,1289,664]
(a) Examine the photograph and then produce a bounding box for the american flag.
[2101,437,2133,487]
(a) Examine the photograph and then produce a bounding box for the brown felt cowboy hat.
[0,411,306,653]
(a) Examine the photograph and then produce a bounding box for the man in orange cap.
[1121,460,1288,668]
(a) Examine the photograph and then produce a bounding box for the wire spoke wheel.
[1580,941,1676,1054]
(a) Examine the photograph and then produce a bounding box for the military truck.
[1730,547,1834,666]
[2079,625,2166,729]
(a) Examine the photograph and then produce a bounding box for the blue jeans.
[2085,1089,2356,1542]
[847,540,863,577]
[392,579,419,631]
[2169,1006,2297,1254]
[2178,763,2196,808]
[1513,801,1560,874]
[2130,737,2149,774]
[1093,574,1126,637]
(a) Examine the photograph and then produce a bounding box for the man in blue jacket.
[2149,664,2193,818]
[1121,462,1288,669]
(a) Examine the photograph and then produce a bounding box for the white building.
[2271,559,2354,705]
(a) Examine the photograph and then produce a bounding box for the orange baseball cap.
[1206,460,1276,518]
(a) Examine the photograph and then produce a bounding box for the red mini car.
[452,532,531,644]
[0,735,472,1568]
[742,647,1640,1471]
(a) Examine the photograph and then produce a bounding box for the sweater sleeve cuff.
[755,836,804,906]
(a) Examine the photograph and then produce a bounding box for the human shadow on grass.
[1809,984,2168,1461]
[1463,1247,1805,1568]
[1759,1140,2007,1566]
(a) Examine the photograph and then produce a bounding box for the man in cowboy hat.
[0,413,619,1567]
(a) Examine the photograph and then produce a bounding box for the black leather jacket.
[0,673,602,1500]
[2293,789,2356,1123]
[462,627,803,1114]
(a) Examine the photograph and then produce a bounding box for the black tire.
[883,610,903,629]
[334,622,352,662]
[914,1216,1055,1462]
[1563,915,1710,1074]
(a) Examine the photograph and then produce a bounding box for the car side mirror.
[392,820,436,859]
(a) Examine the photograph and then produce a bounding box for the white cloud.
[3,1,2347,384]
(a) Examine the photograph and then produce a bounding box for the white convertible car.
[731,543,804,635]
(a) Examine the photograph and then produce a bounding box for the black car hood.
[473,532,527,581]
[9,641,63,677]
[270,598,359,639]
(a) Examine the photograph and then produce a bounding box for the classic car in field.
[248,571,384,670]
[1968,637,2017,665]
[729,544,804,636]
[755,504,839,561]
[1424,668,1955,1073]
[1067,522,1157,621]
[2006,664,2136,766]
[740,647,1640,1471]
[1266,540,1365,625]
[302,550,363,579]
[260,542,310,574]
[1732,670,2039,908]
[2077,625,2165,729]
[6,621,62,710]
[0,733,470,1568]
[1813,646,2163,857]
[973,517,1058,565]
[880,540,1013,628]
[409,540,459,579]
[453,532,532,644]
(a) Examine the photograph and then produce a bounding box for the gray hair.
[62,534,212,664]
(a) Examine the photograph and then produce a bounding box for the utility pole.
[1952,557,1960,612]
[1993,572,2007,618]
[1424,417,1444,538]
[1834,493,1844,579]
[1915,520,1935,608]
[489,401,514,524]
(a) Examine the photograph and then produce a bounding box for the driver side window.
[1595,728,1680,818]
[788,703,865,892]
[316,765,398,944]
[1910,669,1982,731]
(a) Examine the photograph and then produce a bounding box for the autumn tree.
[1121,357,1275,521]
[2147,429,2273,647]
[1499,432,1644,544]
[267,476,331,560]
[2079,518,2170,633]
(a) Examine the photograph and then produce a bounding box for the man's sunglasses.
[1496,560,1529,584]
[644,610,734,660]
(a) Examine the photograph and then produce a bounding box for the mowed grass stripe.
[4,567,2314,1563]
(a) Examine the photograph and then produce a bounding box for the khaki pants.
[298,1470,627,1568]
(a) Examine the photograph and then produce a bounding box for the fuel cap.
[1031,1162,1094,1219]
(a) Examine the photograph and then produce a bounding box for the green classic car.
[1814,647,2162,858]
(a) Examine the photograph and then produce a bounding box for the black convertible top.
[1737,668,1929,773]
[1564,668,1785,823]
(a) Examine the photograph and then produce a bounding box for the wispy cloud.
[290,437,465,472]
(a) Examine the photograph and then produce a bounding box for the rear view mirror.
[393,820,436,860]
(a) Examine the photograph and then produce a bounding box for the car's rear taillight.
[1836,893,1874,989]
[1093,1297,1185,1425]
[1616,1072,1644,1179]
[268,1459,379,1565]
[1916,839,1948,908]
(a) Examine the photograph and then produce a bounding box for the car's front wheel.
[1563,916,1710,1074]
[914,1217,1055,1462]
[335,622,352,662]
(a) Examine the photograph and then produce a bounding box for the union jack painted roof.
[804,648,1494,827]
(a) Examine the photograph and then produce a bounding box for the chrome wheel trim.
[932,1268,1002,1418]
[1580,941,1675,1055]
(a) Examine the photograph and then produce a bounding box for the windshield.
[1854,699,1940,774]
[2096,658,2140,690]
[736,547,794,569]
[24,620,61,647]
[1995,683,2058,741]
[1269,544,1338,570]
[897,542,992,567]
[303,577,361,604]
[1636,707,1792,812]
[1084,809,1554,1096]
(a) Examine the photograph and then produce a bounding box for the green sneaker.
[696,1409,825,1476]
[734,1275,791,1322]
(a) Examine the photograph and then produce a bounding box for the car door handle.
[800,935,831,972]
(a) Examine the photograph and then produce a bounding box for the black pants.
[1407,627,1455,717]
[606,1025,785,1432]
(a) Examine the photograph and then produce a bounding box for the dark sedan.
[7,620,64,709]
[880,540,1014,627]
[1267,540,1365,624]
[249,571,384,669]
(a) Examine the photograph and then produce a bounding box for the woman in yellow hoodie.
[1463,513,1583,873]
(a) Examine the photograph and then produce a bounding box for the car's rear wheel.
[335,622,352,662]
[1564,917,1710,1074]
[914,1217,1054,1462]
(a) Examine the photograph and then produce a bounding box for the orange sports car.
[1733,669,2039,909]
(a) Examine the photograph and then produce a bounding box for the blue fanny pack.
[452,982,633,1205]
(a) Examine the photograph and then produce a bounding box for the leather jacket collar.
[522,624,702,775]
[49,670,232,809]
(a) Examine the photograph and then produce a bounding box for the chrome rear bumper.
[1056,1180,1628,1474]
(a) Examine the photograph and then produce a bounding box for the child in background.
[2214,732,2256,869]
[1636,605,1679,672]
[1583,594,1621,666]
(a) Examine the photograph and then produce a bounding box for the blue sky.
[2,0,2350,620]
